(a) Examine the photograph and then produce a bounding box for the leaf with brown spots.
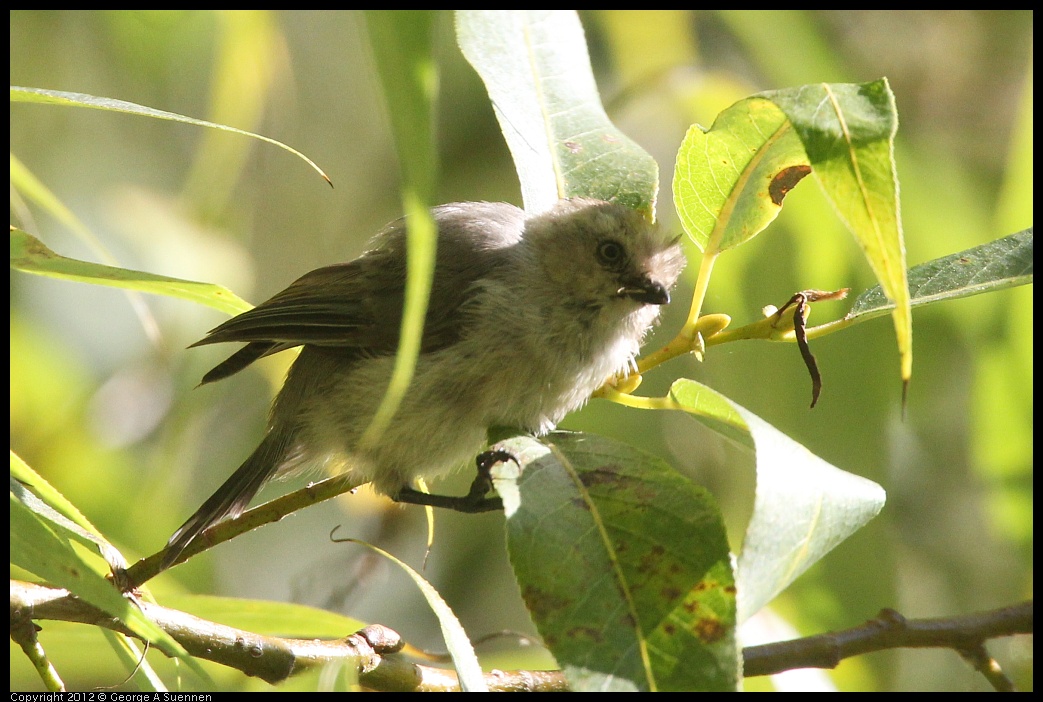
[496,433,738,691]
[673,97,811,253]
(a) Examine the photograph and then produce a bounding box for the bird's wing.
[191,202,525,372]
[191,259,399,351]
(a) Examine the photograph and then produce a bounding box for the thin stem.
[686,249,718,328]
[635,250,723,375]
[597,386,678,411]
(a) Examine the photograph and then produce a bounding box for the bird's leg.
[392,449,516,513]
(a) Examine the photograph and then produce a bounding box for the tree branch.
[11,580,1032,691]
[10,580,566,691]
[741,602,1033,685]
[123,473,363,588]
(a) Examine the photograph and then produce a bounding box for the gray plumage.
[166,198,685,562]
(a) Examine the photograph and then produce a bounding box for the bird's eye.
[596,240,626,267]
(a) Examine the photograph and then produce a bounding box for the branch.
[10,600,66,691]
[12,580,1031,691]
[10,580,566,692]
[742,602,1033,690]
[123,472,363,587]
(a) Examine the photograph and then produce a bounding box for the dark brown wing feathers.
[192,202,525,381]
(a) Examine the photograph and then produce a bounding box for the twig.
[10,600,66,691]
[742,602,1033,684]
[123,473,363,588]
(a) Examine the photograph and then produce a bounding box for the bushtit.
[165,197,685,563]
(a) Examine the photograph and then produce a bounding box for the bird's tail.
[163,429,296,568]
[198,342,280,386]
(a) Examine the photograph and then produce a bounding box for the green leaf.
[163,594,365,639]
[181,11,283,212]
[668,379,886,622]
[365,10,439,203]
[10,86,331,185]
[360,11,439,447]
[10,470,186,659]
[763,79,912,384]
[337,539,487,692]
[11,153,170,341]
[101,629,167,692]
[11,452,127,573]
[673,97,811,253]
[457,10,658,216]
[11,452,109,543]
[11,153,108,256]
[10,227,252,317]
[496,433,738,692]
[846,227,1033,323]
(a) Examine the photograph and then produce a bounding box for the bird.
[164,197,685,565]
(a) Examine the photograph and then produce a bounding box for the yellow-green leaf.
[673,97,811,253]
[763,79,911,386]
[11,86,331,185]
[11,227,252,317]
[667,379,886,622]
[457,10,658,216]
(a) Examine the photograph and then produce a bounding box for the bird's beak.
[618,276,670,305]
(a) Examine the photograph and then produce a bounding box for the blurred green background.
[10,10,1032,691]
